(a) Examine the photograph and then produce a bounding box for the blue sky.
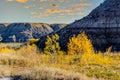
[0,0,104,24]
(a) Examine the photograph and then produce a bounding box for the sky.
[0,0,104,24]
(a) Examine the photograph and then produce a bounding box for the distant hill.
[0,23,67,42]
[38,0,120,51]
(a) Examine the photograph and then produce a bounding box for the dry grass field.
[0,33,119,80]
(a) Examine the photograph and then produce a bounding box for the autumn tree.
[44,34,62,55]
[67,32,94,55]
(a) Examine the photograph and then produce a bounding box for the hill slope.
[38,0,120,51]
[0,23,67,42]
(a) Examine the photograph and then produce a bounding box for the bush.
[67,32,114,65]
[44,34,62,55]
[67,32,94,55]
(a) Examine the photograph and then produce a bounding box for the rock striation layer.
[39,0,120,51]
[0,23,67,42]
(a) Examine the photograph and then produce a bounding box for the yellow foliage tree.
[67,32,94,55]
[44,34,62,55]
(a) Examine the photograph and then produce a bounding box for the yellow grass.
[0,33,119,80]
[0,44,119,80]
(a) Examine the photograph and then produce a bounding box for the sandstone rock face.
[38,0,120,51]
[0,23,66,42]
